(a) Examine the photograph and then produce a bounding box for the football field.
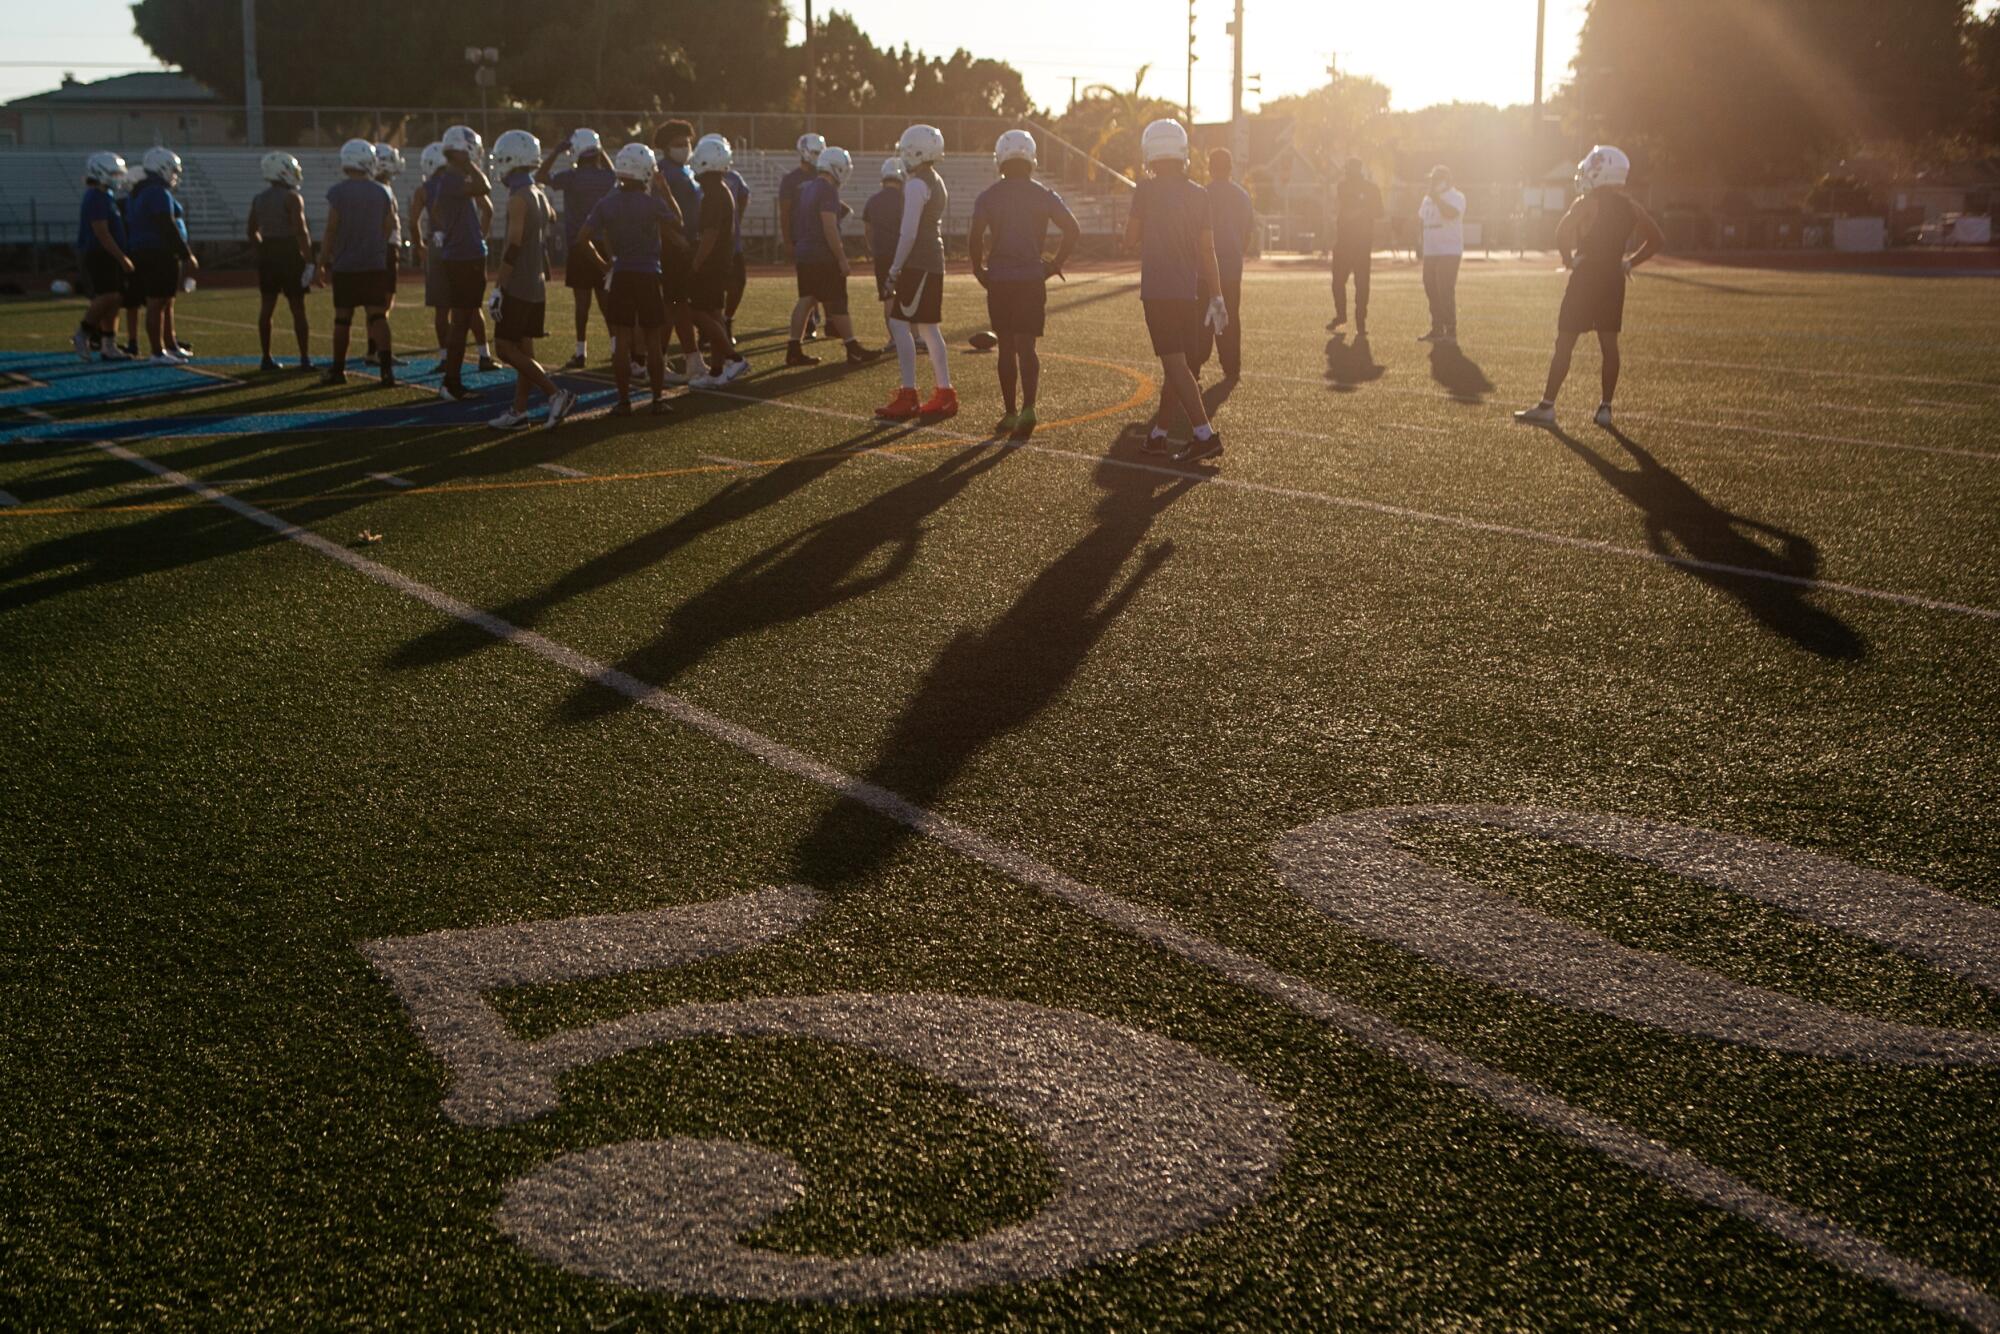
[2,259,1997,1329]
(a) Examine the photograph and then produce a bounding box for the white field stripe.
[693,388,2000,623]
[535,463,587,478]
[364,471,414,489]
[0,490,18,507]
[92,437,2000,1333]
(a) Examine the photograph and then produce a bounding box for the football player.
[1122,119,1226,462]
[1205,147,1253,383]
[246,150,312,371]
[647,120,705,386]
[72,152,134,362]
[485,131,577,430]
[1515,146,1664,430]
[125,148,197,364]
[875,124,956,421]
[786,145,877,374]
[538,128,617,368]
[366,144,407,369]
[428,125,492,399]
[574,142,685,416]
[720,157,751,339]
[1327,157,1382,335]
[780,131,827,364]
[861,157,905,354]
[317,138,398,387]
[968,129,1079,437]
[114,166,145,358]
[685,135,751,387]
[411,140,497,377]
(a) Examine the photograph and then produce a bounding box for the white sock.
[1194,424,1214,440]
[477,341,490,360]
[890,319,918,387]
[575,340,587,357]
[1149,426,1170,440]
[919,324,951,389]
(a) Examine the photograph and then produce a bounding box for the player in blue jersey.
[540,128,618,368]
[125,148,197,364]
[318,139,399,387]
[575,142,686,417]
[1122,120,1227,463]
[426,125,493,399]
[968,130,1079,437]
[861,157,905,354]
[72,152,135,361]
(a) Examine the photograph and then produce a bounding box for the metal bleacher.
[0,146,1124,251]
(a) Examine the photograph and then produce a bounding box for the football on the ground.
[968,329,998,351]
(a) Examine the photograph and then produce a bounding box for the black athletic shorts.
[795,260,850,317]
[1142,297,1204,360]
[874,256,894,303]
[890,266,943,325]
[496,291,546,341]
[603,269,666,329]
[660,249,692,305]
[331,269,389,311]
[257,239,306,298]
[82,250,126,300]
[132,248,180,301]
[1558,263,1627,334]
[441,258,485,311]
[687,265,730,316]
[986,278,1047,338]
[565,243,603,291]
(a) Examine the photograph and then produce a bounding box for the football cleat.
[1513,404,1557,427]
[874,387,922,420]
[918,387,959,418]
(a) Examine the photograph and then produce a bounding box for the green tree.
[1054,66,1183,182]
[1569,0,1977,182]
[1259,71,1392,173]
[1971,10,2000,147]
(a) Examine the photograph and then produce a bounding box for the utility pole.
[1186,0,1197,125]
[1227,0,1245,163]
[241,0,264,145]
[804,0,816,129]
[1533,0,1547,124]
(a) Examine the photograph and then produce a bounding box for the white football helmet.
[373,143,404,178]
[691,134,733,176]
[84,151,127,188]
[441,124,483,159]
[141,146,182,184]
[261,150,303,188]
[570,127,603,160]
[1140,119,1190,167]
[815,146,852,184]
[994,129,1036,172]
[797,132,827,164]
[880,156,906,183]
[117,164,142,195]
[613,142,657,183]
[1575,144,1632,191]
[419,142,446,177]
[898,124,945,170]
[339,138,377,173]
[490,128,541,177]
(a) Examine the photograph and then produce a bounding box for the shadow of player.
[1324,335,1385,392]
[1429,341,1495,404]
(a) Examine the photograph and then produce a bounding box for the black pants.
[1332,245,1371,323]
[1215,274,1243,378]
[1423,255,1461,335]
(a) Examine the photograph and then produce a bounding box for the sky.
[3,0,1998,116]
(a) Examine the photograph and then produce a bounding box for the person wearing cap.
[539,129,618,368]
[1417,164,1466,345]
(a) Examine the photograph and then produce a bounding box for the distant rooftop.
[6,71,219,108]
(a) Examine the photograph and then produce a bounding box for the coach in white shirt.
[1417,164,1466,345]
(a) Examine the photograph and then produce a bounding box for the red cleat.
[918,387,959,419]
[874,387,922,420]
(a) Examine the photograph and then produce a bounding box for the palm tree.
[1068,64,1177,183]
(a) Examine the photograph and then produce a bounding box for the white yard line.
[690,387,2000,623]
[535,463,587,478]
[364,471,414,489]
[89,436,2000,1334]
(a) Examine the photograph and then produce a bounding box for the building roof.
[7,71,219,108]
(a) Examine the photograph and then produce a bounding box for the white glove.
[431,230,446,250]
[299,262,317,290]
[1204,295,1229,334]
[487,287,505,321]
[887,265,902,289]
[601,264,615,293]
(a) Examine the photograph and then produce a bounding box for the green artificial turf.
[1,259,1996,1329]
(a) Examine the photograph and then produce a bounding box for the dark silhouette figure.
[1324,334,1385,393]
[1556,426,1865,660]
[560,444,1010,721]
[794,455,1197,885]
[1428,341,1494,404]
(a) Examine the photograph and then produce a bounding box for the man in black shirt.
[1328,158,1382,335]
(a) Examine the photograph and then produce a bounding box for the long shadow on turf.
[792,446,1198,887]
[1429,342,1496,404]
[1325,334,1385,392]
[385,423,932,673]
[1554,425,1866,660]
[555,443,1011,722]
